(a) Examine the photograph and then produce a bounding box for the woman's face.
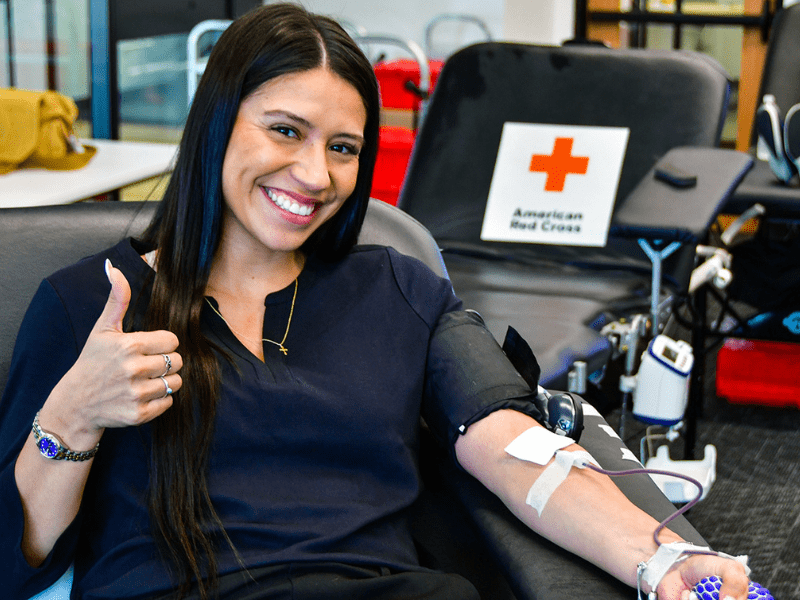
[220,66,367,261]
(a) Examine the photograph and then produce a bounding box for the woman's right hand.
[16,260,183,567]
[37,260,182,451]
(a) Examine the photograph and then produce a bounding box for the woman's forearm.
[455,408,749,600]
[454,409,685,591]
[14,396,101,567]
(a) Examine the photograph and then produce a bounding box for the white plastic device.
[632,335,693,426]
[645,443,717,504]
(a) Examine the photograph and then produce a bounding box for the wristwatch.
[32,411,100,462]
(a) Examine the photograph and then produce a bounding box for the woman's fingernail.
[105,258,113,282]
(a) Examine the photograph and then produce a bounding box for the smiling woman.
[217,67,366,269]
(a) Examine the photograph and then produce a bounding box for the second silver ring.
[159,375,173,398]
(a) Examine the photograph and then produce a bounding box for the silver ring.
[159,375,173,398]
[160,353,172,377]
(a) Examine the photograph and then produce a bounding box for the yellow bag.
[0,88,96,175]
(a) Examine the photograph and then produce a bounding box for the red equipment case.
[370,126,416,205]
[369,59,444,205]
[716,337,800,407]
[373,58,443,111]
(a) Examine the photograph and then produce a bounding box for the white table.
[0,139,178,207]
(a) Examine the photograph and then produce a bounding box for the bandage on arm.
[504,426,598,516]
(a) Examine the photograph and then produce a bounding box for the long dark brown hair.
[138,4,380,597]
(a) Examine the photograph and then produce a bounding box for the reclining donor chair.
[396,42,753,472]
[1,200,709,600]
[708,2,800,409]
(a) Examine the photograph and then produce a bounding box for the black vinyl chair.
[685,2,800,421]
[725,0,800,223]
[1,199,708,600]
[748,2,800,152]
[718,1,800,339]
[396,41,753,400]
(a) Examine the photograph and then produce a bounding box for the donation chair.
[716,0,800,338]
[722,0,800,228]
[697,2,800,410]
[396,42,753,417]
[0,200,708,600]
[749,1,800,152]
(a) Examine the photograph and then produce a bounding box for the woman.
[1,4,750,600]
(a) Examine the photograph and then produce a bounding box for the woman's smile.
[264,187,319,218]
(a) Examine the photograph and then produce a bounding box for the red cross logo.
[529,137,589,192]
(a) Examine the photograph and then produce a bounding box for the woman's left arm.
[454,408,750,600]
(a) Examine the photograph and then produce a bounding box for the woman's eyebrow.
[264,109,311,126]
[337,132,366,145]
[263,110,312,128]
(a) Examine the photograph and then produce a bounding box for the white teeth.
[266,189,314,216]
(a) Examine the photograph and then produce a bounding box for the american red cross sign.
[481,123,629,247]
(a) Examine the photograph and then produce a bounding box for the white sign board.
[480,123,630,247]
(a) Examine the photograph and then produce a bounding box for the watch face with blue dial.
[37,433,60,459]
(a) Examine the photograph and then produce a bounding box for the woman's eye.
[273,125,299,139]
[331,143,360,156]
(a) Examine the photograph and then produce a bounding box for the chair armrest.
[721,158,800,218]
[418,400,706,600]
[611,147,754,243]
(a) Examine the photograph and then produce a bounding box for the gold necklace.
[205,279,298,355]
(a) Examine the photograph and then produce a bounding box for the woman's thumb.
[96,259,132,333]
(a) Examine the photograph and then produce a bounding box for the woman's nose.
[291,142,331,191]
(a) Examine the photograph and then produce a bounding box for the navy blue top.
[0,239,531,599]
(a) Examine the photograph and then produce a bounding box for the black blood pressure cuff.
[422,310,544,456]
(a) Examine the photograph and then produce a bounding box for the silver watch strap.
[32,411,100,462]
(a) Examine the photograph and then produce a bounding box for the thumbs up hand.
[37,260,183,450]
[97,257,133,336]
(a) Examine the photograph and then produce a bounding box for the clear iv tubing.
[583,462,718,556]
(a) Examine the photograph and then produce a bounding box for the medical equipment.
[632,335,693,426]
[602,326,718,505]
[502,325,585,441]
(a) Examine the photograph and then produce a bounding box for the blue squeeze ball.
[692,576,774,600]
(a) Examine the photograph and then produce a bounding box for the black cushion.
[750,3,800,146]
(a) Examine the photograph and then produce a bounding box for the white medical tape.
[642,542,702,590]
[724,552,751,576]
[504,428,597,517]
[641,542,751,592]
[524,450,599,516]
[504,426,573,465]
